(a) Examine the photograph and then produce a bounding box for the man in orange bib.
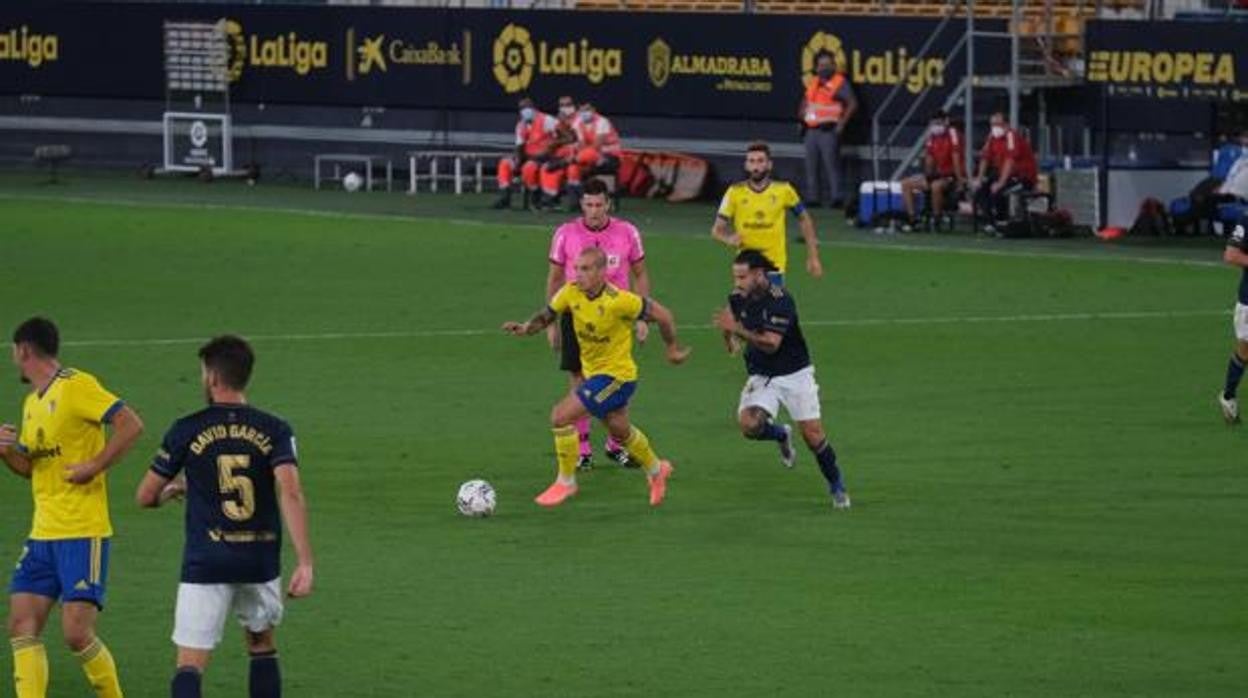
[798,53,857,209]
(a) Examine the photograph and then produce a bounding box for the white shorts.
[738,366,822,422]
[172,578,284,650]
[1235,303,1248,342]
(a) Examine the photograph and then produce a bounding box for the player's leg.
[9,588,55,698]
[538,162,565,211]
[738,376,793,467]
[55,538,121,698]
[171,584,234,698]
[9,540,57,698]
[536,392,591,506]
[820,130,841,207]
[601,405,673,507]
[564,163,583,212]
[558,313,594,470]
[236,580,285,698]
[930,177,949,224]
[1218,306,1248,423]
[779,369,850,508]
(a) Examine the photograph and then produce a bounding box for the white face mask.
[930,124,946,136]
[559,105,575,118]
[579,111,593,124]
[990,125,1006,138]
[520,107,535,122]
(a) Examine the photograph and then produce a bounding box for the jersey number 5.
[217,455,256,522]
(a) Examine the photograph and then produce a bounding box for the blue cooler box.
[857,181,922,226]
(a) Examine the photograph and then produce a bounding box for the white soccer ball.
[342,172,363,192]
[456,479,496,517]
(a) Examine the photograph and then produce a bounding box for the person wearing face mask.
[536,96,583,212]
[798,52,857,209]
[565,103,623,210]
[972,111,1038,231]
[712,141,823,284]
[494,97,560,210]
[900,110,965,232]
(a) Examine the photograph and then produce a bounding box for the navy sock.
[172,667,202,698]
[748,421,787,443]
[812,440,844,494]
[249,651,281,698]
[1225,354,1246,400]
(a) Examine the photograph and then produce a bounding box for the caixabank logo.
[491,22,622,94]
[802,31,943,94]
[224,19,329,82]
[0,25,58,69]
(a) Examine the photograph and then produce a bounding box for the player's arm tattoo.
[731,326,783,354]
[525,307,557,334]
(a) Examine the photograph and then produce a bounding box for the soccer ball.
[342,172,363,192]
[456,479,496,517]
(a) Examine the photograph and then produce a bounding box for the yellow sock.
[11,636,48,698]
[553,426,580,484]
[76,637,123,698]
[622,426,661,473]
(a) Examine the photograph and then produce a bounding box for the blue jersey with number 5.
[152,404,297,584]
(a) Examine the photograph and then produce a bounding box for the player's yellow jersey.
[549,282,647,382]
[17,368,123,540]
[717,180,803,273]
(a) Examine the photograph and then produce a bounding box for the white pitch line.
[0,191,1226,269]
[60,308,1228,349]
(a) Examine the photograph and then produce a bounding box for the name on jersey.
[190,424,273,456]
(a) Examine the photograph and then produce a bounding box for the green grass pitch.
[0,173,1244,696]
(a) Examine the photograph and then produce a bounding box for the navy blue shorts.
[576,374,637,419]
[9,538,110,608]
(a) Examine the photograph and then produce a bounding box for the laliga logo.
[803,31,943,94]
[493,23,535,93]
[223,18,328,82]
[0,25,58,68]
[802,32,847,76]
[492,23,622,94]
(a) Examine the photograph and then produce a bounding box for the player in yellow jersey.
[0,318,144,698]
[712,141,824,284]
[503,247,691,507]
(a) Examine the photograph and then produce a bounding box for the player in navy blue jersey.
[1218,220,1248,424]
[135,336,314,698]
[713,250,850,509]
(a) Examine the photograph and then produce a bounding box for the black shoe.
[605,445,636,468]
[491,191,512,209]
[576,454,594,472]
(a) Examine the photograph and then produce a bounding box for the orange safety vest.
[575,115,621,155]
[803,74,846,128]
[519,112,556,157]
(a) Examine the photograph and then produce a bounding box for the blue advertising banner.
[1,3,1003,120]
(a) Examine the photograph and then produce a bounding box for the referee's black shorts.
[559,312,581,373]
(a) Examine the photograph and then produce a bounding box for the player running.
[136,336,314,698]
[713,251,850,509]
[546,178,651,470]
[712,141,823,284]
[504,247,691,507]
[1,317,144,698]
[1218,219,1248,423]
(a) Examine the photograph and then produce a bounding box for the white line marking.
[0,192,1226,269]
[61,309,1228,349]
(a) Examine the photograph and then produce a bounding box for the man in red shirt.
[494,97,560,210]
[973,111,1038,229]
[900,110,965,232]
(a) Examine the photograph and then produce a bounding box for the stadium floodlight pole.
[1009,0,1020,128]
[965,0,975,175]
